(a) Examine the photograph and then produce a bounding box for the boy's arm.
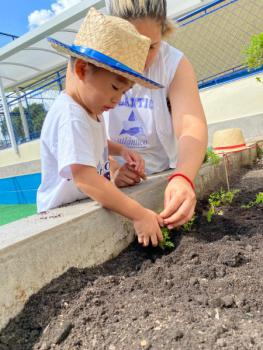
[71,164,163,246]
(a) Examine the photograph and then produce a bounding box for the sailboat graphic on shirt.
[119,111,146,138]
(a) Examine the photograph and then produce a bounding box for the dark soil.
[1,161,263,350]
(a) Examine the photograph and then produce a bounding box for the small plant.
[159,227,174,250]
[256,144,263,159]
[245,32,263,83]
[206,188,240,222]
[203,149,221,165]
[182,215,196,232]
[241,192,263,209]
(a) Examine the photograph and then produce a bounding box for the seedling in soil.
[207,188,240,222]
[159,227,174,250]
[182,215,196,232]
[241,192,263,209]
[256,144,263,159]
[203,149,221,165]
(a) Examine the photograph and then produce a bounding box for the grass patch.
[0,204,37,226]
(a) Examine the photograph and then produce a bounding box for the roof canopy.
[0,0,105,90]
[0,0,208,91]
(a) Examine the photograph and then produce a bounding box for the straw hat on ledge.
[212,128,255,154]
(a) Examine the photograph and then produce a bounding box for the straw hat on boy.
[48,7,162,89]
[212,128,253,154]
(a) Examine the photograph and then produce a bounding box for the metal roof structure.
[0,0,209,91]
[0,0,105,91]
[0,0,209,153]
[1,0,262,153]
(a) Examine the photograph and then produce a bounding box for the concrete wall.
[200,73,263,143]
[0,140,40,168]
[0,160,40,179]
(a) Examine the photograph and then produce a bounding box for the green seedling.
[182,215,196,232]
[159,227,174,250]
[241,192,263,209]
[256,144,263,159]
[206,188,240,222]
[203,149,221,165]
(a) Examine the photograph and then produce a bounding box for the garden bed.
[0,160,262,350]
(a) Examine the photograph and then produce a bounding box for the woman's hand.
[120,147,145,176]
[160,176,196,229]
[112,147,146,187]
[113,163,145,187]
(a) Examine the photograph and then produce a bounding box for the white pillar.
[0,78,18,154]
[16,89,30,141]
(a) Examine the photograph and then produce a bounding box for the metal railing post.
[0,78,18,154]
[16,88,30,141]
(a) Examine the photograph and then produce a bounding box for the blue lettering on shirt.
[118,96,154,110]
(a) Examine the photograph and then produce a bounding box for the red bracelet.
[168,172,195,191]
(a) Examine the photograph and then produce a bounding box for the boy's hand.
[120,147,146,178]
[133,209,163,247]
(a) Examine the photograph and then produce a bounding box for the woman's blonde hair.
[107,0,175,37]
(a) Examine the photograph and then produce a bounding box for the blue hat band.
[48,38,163,88]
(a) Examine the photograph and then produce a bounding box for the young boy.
[37,8,164,247]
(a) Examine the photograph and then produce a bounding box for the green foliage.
[28,103,46,132]
[0,103,46,140]
[245,33,263,70]
[241,192,263,209]
[256,144,263,159]
[159,227,174,250]
[206,188,240,222]
[182,215,196,232]
[203,149,221,165]
[245,32,263,83]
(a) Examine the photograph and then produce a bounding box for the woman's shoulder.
[149,42,184,87]
[159,41,184,61]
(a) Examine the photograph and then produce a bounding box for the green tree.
[0,103,46,140]
[28,103,46,134]
[0,106,24,139]
[245,32,263,82]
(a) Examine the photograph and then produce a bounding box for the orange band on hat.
[213,143,246,150]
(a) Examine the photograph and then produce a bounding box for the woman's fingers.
[164,199,196,228]
[160,192,182,219]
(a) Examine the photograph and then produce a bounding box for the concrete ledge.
[0,160,41,179]
[0,145,260,330]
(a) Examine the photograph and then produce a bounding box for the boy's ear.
[74,59,88,81]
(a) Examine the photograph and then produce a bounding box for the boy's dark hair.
[69,56,99,72]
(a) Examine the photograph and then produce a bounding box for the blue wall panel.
[0,173,41,204]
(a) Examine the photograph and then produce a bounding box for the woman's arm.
[170,56,208,179]
[160,56,208,228]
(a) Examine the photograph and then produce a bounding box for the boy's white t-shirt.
[104,42,183,174]
[37,92,110,213]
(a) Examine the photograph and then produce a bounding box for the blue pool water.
[0,173,41,204]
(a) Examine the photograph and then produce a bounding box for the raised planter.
[0,142,261,331]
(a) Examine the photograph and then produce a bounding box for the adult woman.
[104,0,208,229]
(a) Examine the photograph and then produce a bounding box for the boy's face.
[75,60,134,116]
